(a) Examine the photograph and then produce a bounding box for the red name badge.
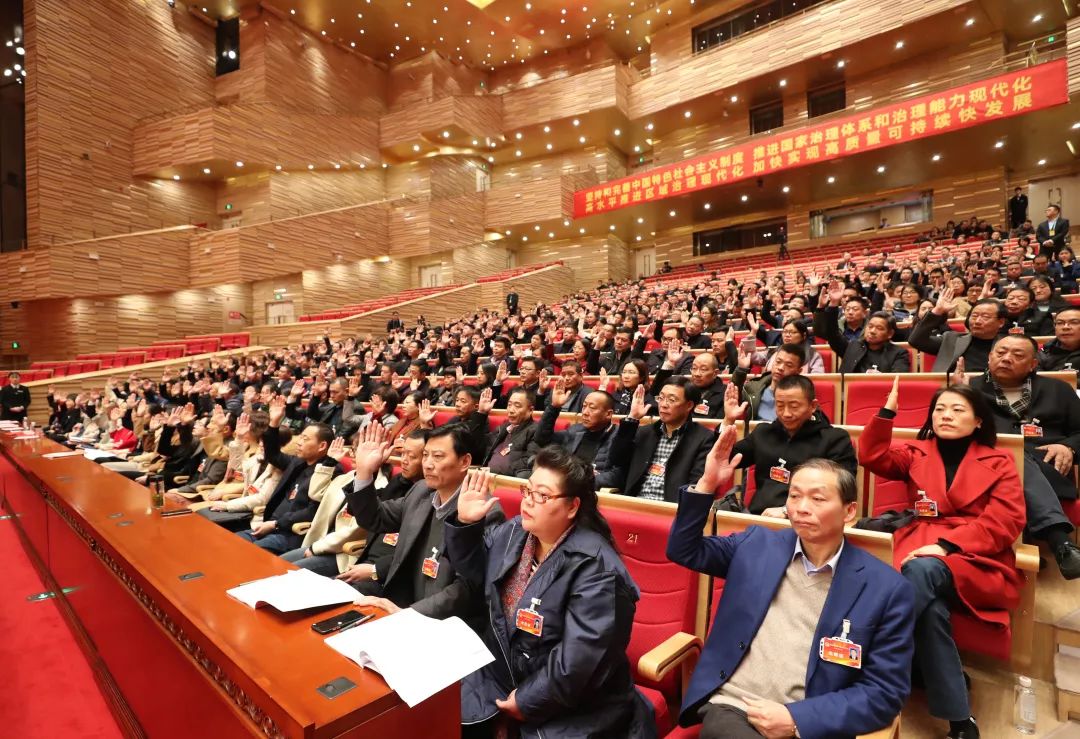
[1009,326,1026,335]
[246,484,259,495]
[1021,423,1043,438]
[382,532,399,546]
[694,403,710,415]
[288,485,299,500]
[647,463,665,477]
[769,466,791,484]
[197,461,206,473]
[422,547,440,578]
[515,608,544,637]
[915,498,938,517]
[819,637,863,669]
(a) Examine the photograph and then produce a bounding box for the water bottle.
[1013,675,1036,734]
[148,474,165,509]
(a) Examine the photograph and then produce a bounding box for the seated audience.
[1039,306,1080,373]
[909,291,1005,372]
[731,343,808,422]
[476,386,537,478]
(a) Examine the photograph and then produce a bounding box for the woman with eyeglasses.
[447,447,654,739]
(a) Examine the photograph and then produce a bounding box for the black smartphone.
[311,610,372,635]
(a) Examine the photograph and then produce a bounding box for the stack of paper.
[83,449,120,461]
[226,569,359,612]
[325,608,495,707]
[42,451,83,459]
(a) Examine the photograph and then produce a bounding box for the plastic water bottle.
[1013,675,1036,734]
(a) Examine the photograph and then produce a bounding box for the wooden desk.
[0,433,459,739]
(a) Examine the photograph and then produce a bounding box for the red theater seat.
[844,375,941,427]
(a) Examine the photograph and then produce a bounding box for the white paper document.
[324,608,495,707]
[82,449,119,461]
[42,451,84,459]
[226,568,358,612]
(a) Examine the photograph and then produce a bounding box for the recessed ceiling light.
[827,176,836,183]
[1033,13,1043,22]
[729,95,738,103]
[543,125,551,133]
[877,165,886,173]
[895,40,904,49]
[965,17,975,26]
[333,163,341,169]
[609,224,616,231]
[836,59,845,68]
[578,136,586,144]
[522,236,528,242]
[308,164,315,170]
[515,132,523,140]
[1073,122,1080,130]
[633,145,640,152]
[635,235,642,241]
[703,203,711,210]
[637,217,644,224]
[781,186,790,193]
[683,110,692,118]
[548,231,555,238]
[931,154,941,161]
[1038,159,1048,165]
[487,156,494,162]
[202,167,211,175]
[546,143,553,150]
[740,195,748,202]
[994,140,1005,149]
[515,150,523,157]
[613,128,621,135]
[668,210,676,217]
[172,174,180,181]
[534,225,541,231]
[572,119,580,126]
[275,164,283,170]
[779,79,787,87]
[413,144,421,152]
[235,161,244,167]
[645,122,654,131]
[443,131,451,138]
[579,227,586,234]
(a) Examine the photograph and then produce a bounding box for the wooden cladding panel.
[252,274,304,325]
[451,243,511,286]
[632,0,970,119]
[488,39,620,94]
[385,162,433,200]
[1069,16,1080,96]
[220,173,273,224]
[503,65,625,132]
[380,96,502,149]
[390,202,432,257]
[515,236,625,290]
[490,146,621,189]
[268,171,386,220]
[302,259,412,316]
[484,176,576,230]
[432,194,486,251]
[431,54,487,101]
[430,158,486,200]
[12,284,251,361]
[215,19,267,104]
[479,265,576,314]
[25,0,216,248]
[132,110,215,173]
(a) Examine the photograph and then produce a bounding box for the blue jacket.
[529,403,637,488]
[667,490,914,739]
[444,516,656,739]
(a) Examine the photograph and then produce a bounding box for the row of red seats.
[300,285,462,322]
[474,260,563,283]
[29,360,101,377]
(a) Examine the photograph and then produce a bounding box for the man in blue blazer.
[668,426,914,739]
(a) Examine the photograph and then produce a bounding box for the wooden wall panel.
[1070,16,1080,96]
[451,242,512,285]
[252,274,304,326]
[215,18,267,104]
[302,258,412,315]
[489,39,619,94]
[491,146,623,188]
[502,64,625,131]
[220,173,272,225]
[431,54,487,100]
[389,201,432,257]
[632,0,969,119]
[515,236,626,290]
[14,283,251,361]
[24,0,216,248]
[385,162,433,200]
[432,194,486,251]
[479,265,575,314]
[269,170,386,220]
[430,158,485,200]
[484,176,572,230]
[388,55,436,110]
[380,96,502,150]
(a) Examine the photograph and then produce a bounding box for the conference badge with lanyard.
[515,597,544,637]
[914,489,938,517]
[422,547,440,578]
[769,458,791,484]
[1021,417,1043,439]
[819,619,863,669]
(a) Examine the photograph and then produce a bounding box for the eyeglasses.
[1055,319,1080,327]
[519,485,568,505]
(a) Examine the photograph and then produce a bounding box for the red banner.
[573,59,1069,219]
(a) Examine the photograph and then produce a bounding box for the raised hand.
[495,360,508,383]
[478,387,495,415]
[885,374,900,412]
[736,345,753,371]
[268,395,287,427]
[550,377,570,409]
[694,424,743,496]
[354,422,392,477]
[722,381,748,423]
[419,399,437,426]
[457,468,497,524]
[327,437,347,461]
[950,357,969,388]
[537,369,550,394]
[598,367,609,393]
[628,384,648,420]
[290,380,306,399]
[455,365,465,383]
[179,402,197,425]
[665,338,685,368]
[933,286,957,316]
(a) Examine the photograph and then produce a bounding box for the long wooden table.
[0,432,459,739]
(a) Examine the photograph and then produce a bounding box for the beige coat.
[303,471,366,573]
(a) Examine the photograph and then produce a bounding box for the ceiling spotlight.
[827,175,836,183]
[412,144,421,152]
[609,224,616,231]
[704,203,711,210]
[563,219,570,226]
[740,195,748,202]
[635,235,642,241]
[931,154,941,161]
[729,95,738,103]
[668,210,676,217]
[534,225,541,231]
[994,140,1005,149]
[333,163,341,169]
[613,128,621,136]
[965,17,975,26]
[633,145,641,152]
[578,136,586,144]
[781,186,790,193]
[3,69,11,77]
[548,232,555,238]
[443,131,451,138]
[645,122,654,131]
[235,161,244,167]
[515,150,523,157]
[836,59,845,68]
[778,79,787,87]
[572,119,580,126]
[1038,159,1048,165]
[308,164,315,170]
[543,125,551,133]
[172,174,180,181]
[15,46,24,55]
[1073,122,1080,130]
[579,227,586,234]
[1033,13,1043,22]
[637,217,644,224]
[895,40,904,49]
[876,165,886,173]
[202,167,211,174]
[515,132,523,140]
[275,164,283,170]
[683,110,692,118]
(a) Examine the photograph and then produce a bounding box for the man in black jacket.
[0,372,30,422]
[816,302,910,374]
[652,351,726,418]
[1040,306,1080,374]
[959,335,1080,579]
[909,290,1005,372]
[476,386,537,478]
[1036,204,1069,257]
[617,376,714,502]
[598,328,637,375]
[336,430,427,594]
[346,423,504,620]
[531,381,638,488]
[1003,287,1054,336]
[721,375,858,515]
[238,396,342,554]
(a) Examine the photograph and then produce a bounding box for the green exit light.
[225,203,233,211]
[11,341,19,349]
[1048,36,1056,43]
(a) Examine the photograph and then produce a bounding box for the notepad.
[324,608,495,707]
[83,449,119,461]
[42,451,84,459]
[226,568,358,612]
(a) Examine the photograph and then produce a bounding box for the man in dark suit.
[960,334,1080,579]
[0,372,30,422]
[909,291,1005,372]
[653,351,726,418]
[1008,187,1028,230]
[815,299,910,374]
[238,396,343,554]
[336,430,426,594]
[668,429,914,738]
[346,423,504,620]
[531,381,638,488]
[506,290,519,316]
[1036,204,1069,257]
[385,311,404,332]
[476,386,537,478]
[617,376,714,501]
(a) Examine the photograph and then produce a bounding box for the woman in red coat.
[858,377,1025,739]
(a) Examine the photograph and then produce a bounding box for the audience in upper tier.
[39,206,1080,738]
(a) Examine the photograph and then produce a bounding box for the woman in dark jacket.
[446,447,655,739]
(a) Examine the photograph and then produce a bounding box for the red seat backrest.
[810,378,837,423]
[433,410,457,427]
[816,346,835,373]
[493,485,522,519]
[845,378,939,428]
[552,414,575,432]
[602,505,697,701]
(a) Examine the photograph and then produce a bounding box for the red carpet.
[0,520,124,738]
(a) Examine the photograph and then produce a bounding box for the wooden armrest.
[637,631,702,683]
[342,539,368,556]
[187,501,212,512]
[1015,542,1040,572]
[252,505,265,516]
[172,476,190,485]
[598,487,619,496]
[292,522,312,535]
[221,492,242,501]
[857,716,900,739]
[195,484,216,493]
